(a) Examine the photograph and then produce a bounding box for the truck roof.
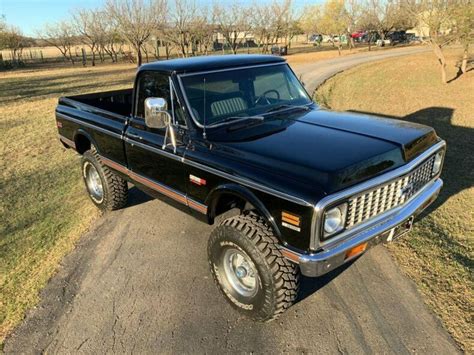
[138,55,286,74]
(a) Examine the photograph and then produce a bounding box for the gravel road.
[5,46,459,354]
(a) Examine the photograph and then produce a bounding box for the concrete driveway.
[293,46,430,94]
[5,47,458,354]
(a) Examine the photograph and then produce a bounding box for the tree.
[38,21,77,65]
[189,8,215,55]
[73,9,103,66]
[405,0,466,83]
[164,0,197,57]
[250,0,295,53]
[106,0,166,66]
[251,3,274,53]
[299,4,323,39]
[0,25,28,64]
[450,0,473,74]
[318,0,348,55]
[97,12,124,63]
[0,15,6,32]
[214,2,251,54]
[365,0,415,40]
[345,0,363,49]
[414,0,473,82]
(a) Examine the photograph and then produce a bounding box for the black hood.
[205,108,439,195]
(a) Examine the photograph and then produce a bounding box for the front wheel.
[81,148,128,211]
[208,212,300,321]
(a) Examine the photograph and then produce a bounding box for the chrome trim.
[310,140,446,250]
[58,134,76,149]
[288,178,443,276]
[124,136,182,162]
[56,113,123,140]
[178,62,286,78]
[183,157,313,207]
[176,62,287,129]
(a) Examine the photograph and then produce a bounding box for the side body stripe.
[59,135,76,149]
[100,156,208,214]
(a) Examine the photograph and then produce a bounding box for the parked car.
[271,45,288,56]
[308,34,323,44]
[56,55,445,321]
[376,39,391,46]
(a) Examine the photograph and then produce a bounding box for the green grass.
[0,63,136,344]
[315,48,473,352]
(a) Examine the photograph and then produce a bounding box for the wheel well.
[212,193,252,223]
[75,133,91,154]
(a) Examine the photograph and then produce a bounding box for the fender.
[206,183,282,239]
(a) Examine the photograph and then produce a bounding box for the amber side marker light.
[345,242,368,260]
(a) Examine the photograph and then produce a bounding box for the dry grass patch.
[315,48,473,351]
[0,63,136,344]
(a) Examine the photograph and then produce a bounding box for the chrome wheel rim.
[222,248,259,298]
[84,162,104,203]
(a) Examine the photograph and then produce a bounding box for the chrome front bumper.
[283,178,443,277]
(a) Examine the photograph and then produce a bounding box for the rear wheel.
[208,212,300,321]
[81,148,128,211]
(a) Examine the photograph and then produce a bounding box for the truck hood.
[205,108,438,195]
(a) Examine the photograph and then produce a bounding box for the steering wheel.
[255,89,280,105]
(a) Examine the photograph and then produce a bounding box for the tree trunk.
[431,40,447,84]
[91,50,96,67]
[136,45,142,67]
[461,42,468,74]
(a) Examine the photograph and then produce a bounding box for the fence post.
[82,48,87,67]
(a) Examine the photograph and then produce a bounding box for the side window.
[135,72,170,118]
[135,71,186,127]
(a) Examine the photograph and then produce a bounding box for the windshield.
[180,64,312,127]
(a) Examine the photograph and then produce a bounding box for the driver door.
[125,71,188,203]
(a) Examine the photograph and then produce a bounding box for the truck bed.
[60,88,133,117]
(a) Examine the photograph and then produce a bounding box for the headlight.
[432,150,444,176]
[323,203,347,238]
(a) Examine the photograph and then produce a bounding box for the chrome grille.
[345,155,436,229]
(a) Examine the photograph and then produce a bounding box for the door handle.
[127,133,143,140]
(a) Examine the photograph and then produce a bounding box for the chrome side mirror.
[144,97,177,153]
[144,97,170,129]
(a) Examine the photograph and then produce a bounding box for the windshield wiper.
[207,115,264,128]
[263,104,311,115]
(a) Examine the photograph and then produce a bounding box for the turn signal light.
[345,242,368,260]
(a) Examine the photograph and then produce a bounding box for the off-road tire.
[81,147,128,211]
[208,212,300,321]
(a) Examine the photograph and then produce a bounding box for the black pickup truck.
[56,55,445,321]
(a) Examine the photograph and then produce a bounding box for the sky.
[1,0,315,37]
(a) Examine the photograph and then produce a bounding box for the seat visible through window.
[211,97,248,117]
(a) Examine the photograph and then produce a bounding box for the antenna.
[202,77,207,140]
